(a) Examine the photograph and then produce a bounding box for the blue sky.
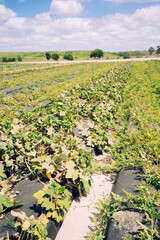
[0,0,160,52]
[3,0,159,18]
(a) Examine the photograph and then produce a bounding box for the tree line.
[1,46,160,62]
[45,49,104,61]
[114,46,160,59]
[2,55,22,62]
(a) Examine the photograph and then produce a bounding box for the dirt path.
[8,57,160,65]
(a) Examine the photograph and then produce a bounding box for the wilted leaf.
[65,182,73,189]
[22,220,30,231]
[61,146,70,156]
[60,111,66,116]
[47,127,53,136]
[11,124,20,134]
[11,211,26,221]
[38,214,49,224]
[87,120,94,129]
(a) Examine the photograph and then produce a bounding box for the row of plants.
[0,63,132,239]
[87,60,160,239]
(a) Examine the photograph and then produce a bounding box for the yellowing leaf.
[72,170,79,182]
[66,161,75,179]
[34,228,42,240]
[113,135,118,138]
[46,170,52,179]
[34,190,44,200]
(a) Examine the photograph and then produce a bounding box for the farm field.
[0,62,119,121]
[0,60,159,239]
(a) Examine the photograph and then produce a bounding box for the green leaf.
[41,198,51,208]
[59,186,66,194]
[0,168,6,179]
[0,203,3,213]
[46,211,52,218]
[81,179,90,194]
[0,194,13,213]
[62,198,71,211]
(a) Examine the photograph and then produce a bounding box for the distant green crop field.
[0,50,117,62]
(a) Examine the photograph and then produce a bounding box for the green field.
[0,50,159,63]
[0,61,159,239]
[0,50,117,62]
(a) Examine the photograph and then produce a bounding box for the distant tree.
[148,47,154,55]
[52,53,59,61]
[2,57,8,62]
[123,52,130,59]
[11,57,16,62]
[90,51,96,58]
[7,57,16,62]
[90,49,104,59]
[2,57,16,62]
[156,46,160,54]
[63,52,73,60]
[134,51,142,58]
[45,52,51,60]
[17,55,22,61]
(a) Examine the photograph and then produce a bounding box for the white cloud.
[50,0,84,17]
[5,17,26,30]
[35,12,52,22]
[0,4,160,52]
[0,4,16,23]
